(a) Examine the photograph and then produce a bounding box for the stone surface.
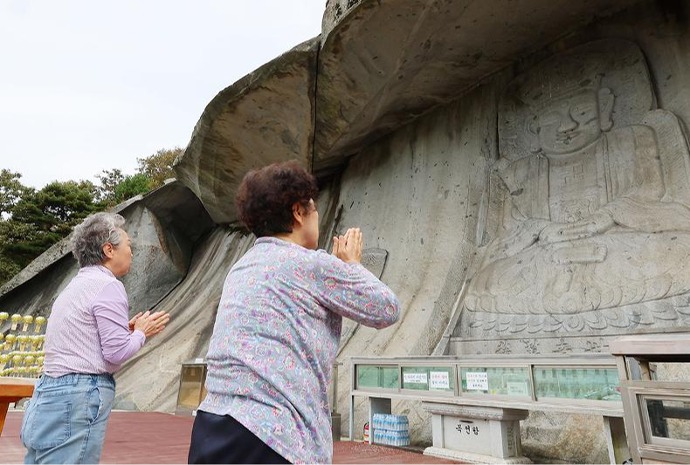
[521,412,610,464]
[173,38,318,224]
[112,228,254,411]
[0,181,213,334]
[314,0,639,170]
[173,0,640,223]
[452,37,690,354]
[6,2,690,464]
[423,402,530,464]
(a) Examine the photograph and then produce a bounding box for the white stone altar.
[423,402,531,464]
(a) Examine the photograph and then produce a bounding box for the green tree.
[137,147,181,189]
[0,172,38,283]
[6,180,99,269]
[0,220,34,284]
[96,168,126,205]
[12,180,99,232]
[113,173,150,202]
[97,169,150,208]
[0,145,182,285]
[0,169,32,217]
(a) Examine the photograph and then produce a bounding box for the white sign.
[506,381,530,396]
[465,372,489,391]
[429,371,450,390]
[403,372,428,384]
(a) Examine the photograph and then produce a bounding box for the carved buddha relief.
[462,39,690,336]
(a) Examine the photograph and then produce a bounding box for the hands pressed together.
[332,227,363,264]
[128,310,171,338]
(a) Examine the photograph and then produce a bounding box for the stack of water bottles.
[372,413,410,447]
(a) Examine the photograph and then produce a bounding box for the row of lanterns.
[0,351,45,377]
[1,312,47,378]
[0,313,47,333]
[1,334,45,352]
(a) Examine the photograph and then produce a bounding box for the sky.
[0,0,326,189]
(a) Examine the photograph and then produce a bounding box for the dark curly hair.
[235,160,318,237]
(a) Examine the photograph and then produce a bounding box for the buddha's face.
[536,90,602,155]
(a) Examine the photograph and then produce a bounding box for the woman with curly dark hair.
[188,160,400,464]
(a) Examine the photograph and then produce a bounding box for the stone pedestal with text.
[422,402,532,464]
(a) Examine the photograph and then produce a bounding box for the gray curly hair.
[71,212,126,267]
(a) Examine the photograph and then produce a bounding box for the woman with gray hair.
[20,212,170,464]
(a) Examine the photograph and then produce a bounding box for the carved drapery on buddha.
[459,39,690,344]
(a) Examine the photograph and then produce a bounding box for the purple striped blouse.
[44,265,145,377]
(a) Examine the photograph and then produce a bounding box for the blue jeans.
[21,373,116,464]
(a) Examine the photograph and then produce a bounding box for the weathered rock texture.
[314,0,640,171]
[174,39,318,224]
[4,1,690,463]
[0,181,213,332]
[454,37,690,354]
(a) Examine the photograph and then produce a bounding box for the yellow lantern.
[0,353,9,367]
[34,316,47,333]
[0,312,8,323]
[22,315,33,332]
[4,333,16,351]
[11,354,22,366]
[10,313,22,330]
[17,335,28,351]
[28,335,40,351]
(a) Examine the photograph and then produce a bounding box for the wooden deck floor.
[0,411,461,464]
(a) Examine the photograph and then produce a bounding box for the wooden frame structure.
[611,333,690,464]
[0,377,35,436]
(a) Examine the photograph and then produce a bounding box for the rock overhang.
[174,38,319,225]
[175,0,642,225]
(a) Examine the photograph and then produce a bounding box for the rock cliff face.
[0,181,213,324]
[4,1,690,462]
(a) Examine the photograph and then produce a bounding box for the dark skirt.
[188,410,290,464]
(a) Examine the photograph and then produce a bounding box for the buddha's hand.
[539,211,615,244]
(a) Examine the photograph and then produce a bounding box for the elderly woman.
[188,161,401,464]
[21,212,170,464]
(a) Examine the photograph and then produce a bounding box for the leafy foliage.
[0,169,32,217]
[96,168,126,205]
[113,173,151,203]
[0,220,35,283]
[0,146,182,286]
[97,169,150,207]
[137,147,182,189]
[1,181,100,276]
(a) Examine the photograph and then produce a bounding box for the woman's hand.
[332,227,363,264]
[128,312,143,332]
[132,310,171,338]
